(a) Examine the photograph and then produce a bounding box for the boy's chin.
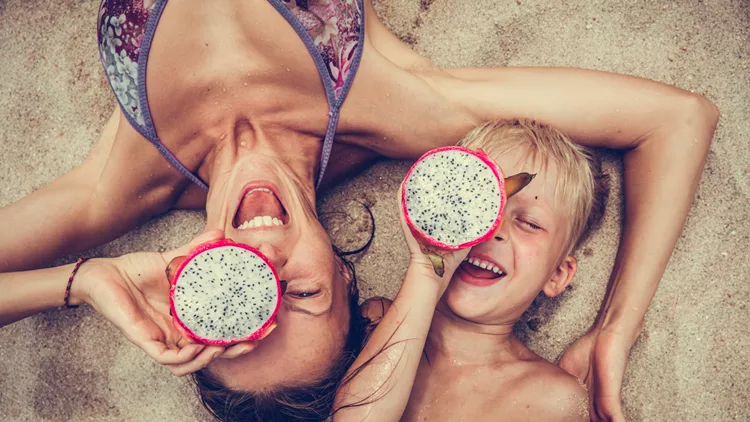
[442,289,505,324]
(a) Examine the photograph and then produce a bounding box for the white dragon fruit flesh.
[169,240,281,346]
[401,146,534,276]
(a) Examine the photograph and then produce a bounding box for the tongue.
[459,261,500,279]
[235,191,285,226]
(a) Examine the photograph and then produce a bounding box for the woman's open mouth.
[232,183,290,230]
[456,255,507,287]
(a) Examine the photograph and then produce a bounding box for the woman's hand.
[76,230,257,376]
[558,327,634,422]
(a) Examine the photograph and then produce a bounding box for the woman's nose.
[255,243,287,269]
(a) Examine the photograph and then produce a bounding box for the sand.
[1,0,748,420]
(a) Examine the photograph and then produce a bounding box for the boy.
[334,120,608,422]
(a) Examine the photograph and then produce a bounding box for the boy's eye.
[517,218,542,231]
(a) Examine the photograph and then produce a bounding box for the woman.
[0,0,718,420]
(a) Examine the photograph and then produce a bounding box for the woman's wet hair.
[192,247,370,422]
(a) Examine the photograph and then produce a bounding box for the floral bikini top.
[98,0,365,190]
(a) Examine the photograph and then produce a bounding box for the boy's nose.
[493,218,510,242]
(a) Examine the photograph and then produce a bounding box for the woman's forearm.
[334,267,442,422]
[0,263,88,327]
[597,106,716,338]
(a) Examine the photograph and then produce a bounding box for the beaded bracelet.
[64,257,90,309]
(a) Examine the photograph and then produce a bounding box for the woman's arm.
[0,230,253,375]
[427,66,718,419]
[435,66,718,332]
[0,108,185,273]
[0,262,89,327]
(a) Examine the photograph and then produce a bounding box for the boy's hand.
[558,327,631,422]
[398,185,469,289]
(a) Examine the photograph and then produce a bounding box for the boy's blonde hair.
[458,119,609,256]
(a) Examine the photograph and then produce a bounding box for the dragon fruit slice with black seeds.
[168,240,281,346]
[401,146,534,276]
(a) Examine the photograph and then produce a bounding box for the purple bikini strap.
[267,0,366,189]
[137,0,209,190]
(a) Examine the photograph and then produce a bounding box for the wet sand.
[1,0,748,420]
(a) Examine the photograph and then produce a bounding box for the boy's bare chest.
[401,363,546,422]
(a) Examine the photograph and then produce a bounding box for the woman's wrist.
[66,258,101,307]
[592,304,646,346]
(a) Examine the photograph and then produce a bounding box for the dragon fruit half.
[401,146,533,276]
[168,240,281,346]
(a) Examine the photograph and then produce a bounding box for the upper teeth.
[246,187,273,197]
[238,216,284,229]
[464,257,505,275]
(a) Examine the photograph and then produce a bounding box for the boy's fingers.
[168,346,225,377]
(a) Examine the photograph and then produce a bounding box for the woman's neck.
[201,121,322,229]
[205,121,321,189]
[425,302,521,367]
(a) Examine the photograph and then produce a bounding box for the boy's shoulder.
[360,296,392,322]
[360,297,392,341]
[502,356,589,421]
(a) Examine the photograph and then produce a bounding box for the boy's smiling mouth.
[457,255,507,287]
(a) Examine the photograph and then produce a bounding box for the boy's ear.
[543,256,577,298]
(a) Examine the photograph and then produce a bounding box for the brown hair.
[458,119,610,255]
[192,247,369,421]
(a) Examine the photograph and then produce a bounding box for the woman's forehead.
[211,305,348,391]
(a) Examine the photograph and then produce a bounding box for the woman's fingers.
[218,342,257,359]
[167,345,225,377]
[136,339,206,365]
[165,255,187,284]
[162,229,225,263]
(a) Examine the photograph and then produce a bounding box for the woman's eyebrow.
[287,302,328,317]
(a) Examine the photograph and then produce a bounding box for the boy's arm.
[428,66,718,419]
[0,108,181,272]
[334,200,469,422]
[333,264,444,422]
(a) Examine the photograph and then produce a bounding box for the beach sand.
[0,0,748,420]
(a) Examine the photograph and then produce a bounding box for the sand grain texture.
[1,0,748,420]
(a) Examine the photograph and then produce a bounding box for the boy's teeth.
[466,257,505,276]
[238,215,285,229]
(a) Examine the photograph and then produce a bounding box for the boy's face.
[442,148,576,325]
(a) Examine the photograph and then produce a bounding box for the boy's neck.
[425,302,525,367]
